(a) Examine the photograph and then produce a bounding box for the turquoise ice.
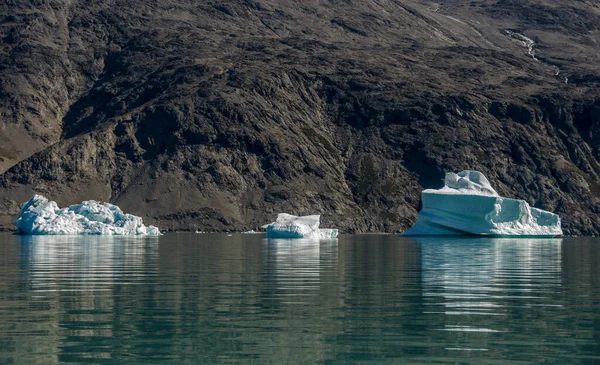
[263,213,338,239]
[403,171,562,237]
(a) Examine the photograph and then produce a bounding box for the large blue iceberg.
[403,171,562,237]
[263,213,338,239]
[15,195,161,236]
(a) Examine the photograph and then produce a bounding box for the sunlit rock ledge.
[402,171,562,237]
[15,195,161,236]
[263,213,338,239]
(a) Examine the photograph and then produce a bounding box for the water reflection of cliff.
[328,235,423,361]
[260,235,423,362]
[560,237,600,358]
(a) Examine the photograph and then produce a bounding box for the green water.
[0,234,599,364]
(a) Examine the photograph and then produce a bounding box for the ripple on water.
[0,234,599,364]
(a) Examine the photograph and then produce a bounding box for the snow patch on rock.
[505,30,537,59]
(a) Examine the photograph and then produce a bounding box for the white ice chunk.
[263,213,338,239]
[403,171,562,237]
[15,195,161,236]
[438,170,499,196]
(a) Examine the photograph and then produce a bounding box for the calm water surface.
[0,234,599,364]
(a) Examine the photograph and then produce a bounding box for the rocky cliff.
[1,0,600,234]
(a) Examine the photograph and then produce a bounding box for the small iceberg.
[242,230,260,234]
[15,195,161,236]
[263,213,338,239]
[403,170,562,237]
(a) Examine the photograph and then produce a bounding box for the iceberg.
[15,195,161,236]
[263,213,338,239]
[403,171,562,237]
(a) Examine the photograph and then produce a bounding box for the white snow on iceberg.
[15,195,161,236]
[403,171,562,237]
[263,213,338,239]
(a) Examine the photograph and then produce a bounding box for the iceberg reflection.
[6,235,159,363]
[418,237,562,301]
[413,237,562,338]
[19,235,158,293]
[264,238,324,304]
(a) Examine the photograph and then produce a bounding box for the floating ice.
[263,213,338,239]
[403,171,562,237]
[15,195,161,236]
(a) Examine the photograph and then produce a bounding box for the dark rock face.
[1,0,600,234]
